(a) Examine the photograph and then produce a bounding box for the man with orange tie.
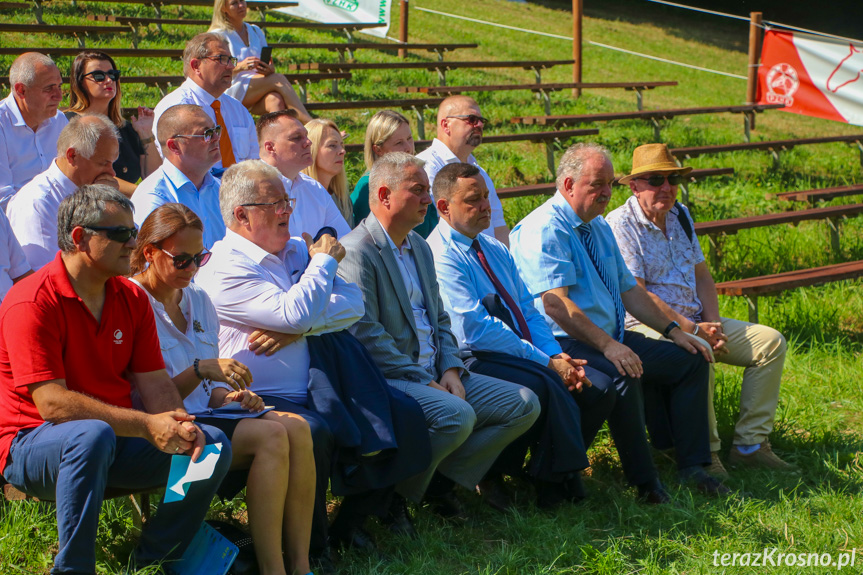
[153,33,259,175]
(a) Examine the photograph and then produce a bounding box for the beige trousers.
[630,317,786,451]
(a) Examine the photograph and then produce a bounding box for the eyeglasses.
[161,248,212,270]
[240,197,296,214]
[83,69,121,83]
[172,126,222,143]
[85,225,138,243]
[203,54,238,67]
[634,174,685,187]
[446,114,489,127]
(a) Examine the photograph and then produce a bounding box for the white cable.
[644,0,751,22]
[414,5,747,80]
[763,22,863,45]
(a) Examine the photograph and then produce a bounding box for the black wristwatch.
[662,321,681,338]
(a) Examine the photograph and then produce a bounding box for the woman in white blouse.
[131,203,315,575]
[209,0,311,122]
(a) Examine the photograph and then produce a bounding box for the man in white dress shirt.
[153,33,259,171]
[0,210,32,302]
[8,115,119,271]
[0,52,68,207]
[257,110,351,239]
[132,104,225,248]
[416,96,509,246]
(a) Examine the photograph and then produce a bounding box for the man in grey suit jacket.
[339,152,539,519]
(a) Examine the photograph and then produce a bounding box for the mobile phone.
[260,46,272,64]
[314,226,338,242]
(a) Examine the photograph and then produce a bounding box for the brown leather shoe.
[728,442,799,472]
[706,451,730,479]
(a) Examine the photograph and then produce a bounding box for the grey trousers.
[387,372,540,502]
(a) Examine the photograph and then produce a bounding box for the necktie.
[578,222,626,342]
[471,239,532,343]
[210,100,236,167]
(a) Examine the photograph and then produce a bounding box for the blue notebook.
[173,521,238,575]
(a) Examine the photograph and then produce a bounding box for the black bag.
[206,520,258,575]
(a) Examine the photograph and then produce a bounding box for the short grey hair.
[183,33,228,77]
[57,114,120,159]
[9,52,56,87]
[368,152,425,206]
[556,142,612,190]
[220,160,283,225]
[57,184,134,253]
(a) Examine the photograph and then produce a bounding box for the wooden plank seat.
[270,42,477,63]
[0,47,184,59]
[0,2,29,9]
[289,60,574,89]
[86,14,381,32]
[512,103,785,141]
[695,202,863,268]
[495,167,734,199]
[671,134,863,169]
[343,128,599,171]
[715,260,863,323]
[400,81,678,114]
[0,23,130,47]
[305,97,444,139]
[774,184,863,204]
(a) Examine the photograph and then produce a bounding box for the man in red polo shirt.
[0,184,232,574]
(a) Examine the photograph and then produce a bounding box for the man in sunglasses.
[132,104,225,249]
[511,142,727,502]
[257,109,351,241]
[0,52,68,208]
[153,33,259,173]
[416,96,510,245]
[8,114,120,271]
[607,143,796,476]
[0,184,231,574]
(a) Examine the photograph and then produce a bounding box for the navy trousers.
[3,420,231,574]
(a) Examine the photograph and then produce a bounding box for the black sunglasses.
[83,69,121,83]
[634,174,685,187]
[161,248,212,270]
[446,114,489,127]
[85,225,138,243]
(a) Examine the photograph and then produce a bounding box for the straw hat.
[617,143,692,185]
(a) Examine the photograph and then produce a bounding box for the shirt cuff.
[308,252,338,275]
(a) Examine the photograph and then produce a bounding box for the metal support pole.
[744,112,752,142]
[856,140,863,168]
[413,106,426,141]
[650,118,661,141]
[533,67,542,84]
[745,295,759,324]
[635,88,644,111]
[679,181,690,205]
[398,0,409,59]
[707,234,721,270]
[539,89,552,115]
[771,149,780,170]
[297,81,308,104]
[572,0,582,98]
[31,0,44,24]
[437,68,446,87]
[331,78,340,97]
[827,217,841,258]
[745,12,763,130]
[545,141,556,178]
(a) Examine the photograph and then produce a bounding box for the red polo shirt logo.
[113,329,123,344]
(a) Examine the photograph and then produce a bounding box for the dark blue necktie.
[579,222,625,342]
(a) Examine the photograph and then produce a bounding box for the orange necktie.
[210,100,236,167]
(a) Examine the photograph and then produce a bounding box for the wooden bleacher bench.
[715,260,863,323]
[0,47,184,59]
[270,42,477,62]
[512,103,785,140]
[671,134,863,169]
[400,81,678,114]
[495,167,734,199]
[290,60,574,88]
[0,1,29,9]
[0,23,130,47]
[774,184,863,204]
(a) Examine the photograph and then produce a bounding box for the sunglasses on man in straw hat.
[618,143,692,186]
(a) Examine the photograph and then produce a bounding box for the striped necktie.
[579,222,625,342]
[471,239,532,343]
[210,100,236,167]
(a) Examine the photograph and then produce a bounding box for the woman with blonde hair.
[210,0,310,121]
[302,118,353,226]
[131,203,316,575]
[66,51,160,197]
[350,110,438,236]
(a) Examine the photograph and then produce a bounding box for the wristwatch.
[662,321,681,338]
[692,323,700,336]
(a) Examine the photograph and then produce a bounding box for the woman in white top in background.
[131,203,315,575]
[210,0,311,122]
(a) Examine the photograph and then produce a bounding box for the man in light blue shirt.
[132,105,225,248]
[427,162,600,509]
[511,142,727,502]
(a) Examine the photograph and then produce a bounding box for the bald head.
[436,95,484,161]
[157,104,211,146]
[437,95,479,124]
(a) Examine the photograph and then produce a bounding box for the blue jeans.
[3,420,232,574]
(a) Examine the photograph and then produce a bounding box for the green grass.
[2,0,863,572]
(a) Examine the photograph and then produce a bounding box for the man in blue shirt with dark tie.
[427,162,603,509]
[510,142,728,502]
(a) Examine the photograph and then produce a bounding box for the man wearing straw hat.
[607,143,796,477]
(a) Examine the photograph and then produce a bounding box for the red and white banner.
[757,29,863,126]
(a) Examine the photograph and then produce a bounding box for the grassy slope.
[2,1,863,573]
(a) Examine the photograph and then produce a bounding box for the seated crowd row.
[0,41,795,575]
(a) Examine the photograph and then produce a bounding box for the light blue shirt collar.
[161,159,217,194]
[550,191,587,230]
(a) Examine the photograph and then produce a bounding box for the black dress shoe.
[476,477,513,513]
[535,475,587,510]
[637,478,673,505]
[690,473,733,497]
[381,494,418,538]
[329,523,377,554]
[424,489,467,520]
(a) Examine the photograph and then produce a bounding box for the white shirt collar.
[373,217,411,254]
[428,137,477,166]
[46,160,78,193]
[222,228,295,265]
[182,77,219,106]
